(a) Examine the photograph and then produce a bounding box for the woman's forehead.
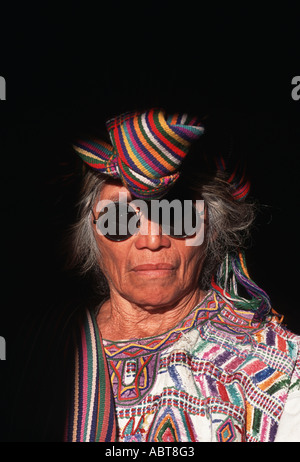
[99,181,132,202]
[98,178,196,204]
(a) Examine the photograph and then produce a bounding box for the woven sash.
[64,309,117,442]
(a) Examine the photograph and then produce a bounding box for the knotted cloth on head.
[73,108,205,199]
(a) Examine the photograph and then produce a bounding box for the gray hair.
[64,161,256,296]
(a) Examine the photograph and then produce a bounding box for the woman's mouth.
[131,263,176,277]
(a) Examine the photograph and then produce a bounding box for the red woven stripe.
[233,181,251,200]
[86,161,108,170]
[147,109,187,160]
[112,120,129,168]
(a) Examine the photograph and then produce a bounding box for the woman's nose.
[134,218,171,250]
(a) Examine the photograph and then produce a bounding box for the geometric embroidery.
[147,406,198,442]
[217,417,236,442]
[155,414,179,442]
[122,416,145,442]
[109,354,158,404]
[124,360,137,385]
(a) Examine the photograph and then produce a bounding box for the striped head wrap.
[73,108,205,199]
[214,155,251,201]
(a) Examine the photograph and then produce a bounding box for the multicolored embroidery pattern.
[103,291,300,442]
[217,417,237,442]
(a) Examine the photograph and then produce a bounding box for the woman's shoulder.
[196,291,300,368]
[210,290,300,343]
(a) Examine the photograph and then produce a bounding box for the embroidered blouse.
[102,290,300,442]
[65,289,300,442]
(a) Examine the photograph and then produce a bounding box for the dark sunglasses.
[91,200,202,242]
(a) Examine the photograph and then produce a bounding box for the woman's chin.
[124,289,184,311]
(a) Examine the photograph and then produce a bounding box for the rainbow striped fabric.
[64,310,117,442]
[73,108,205,199]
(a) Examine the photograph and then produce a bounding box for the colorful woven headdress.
[73,108,205,199]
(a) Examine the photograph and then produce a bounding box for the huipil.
[65,289,300,442]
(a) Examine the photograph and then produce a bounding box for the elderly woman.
[64,108,300,443]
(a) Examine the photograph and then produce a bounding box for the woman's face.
[93,181,205,309]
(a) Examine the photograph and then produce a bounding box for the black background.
[0,1,299,442]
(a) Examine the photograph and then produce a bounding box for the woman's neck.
[97,288,206,341]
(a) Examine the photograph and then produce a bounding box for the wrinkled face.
[92,181,205,308]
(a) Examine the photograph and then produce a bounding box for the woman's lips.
[133,263,174,271]
[131,263,176,277]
